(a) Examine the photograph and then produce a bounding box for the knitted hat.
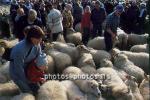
[115,4,124,13]
[36,53,48,67]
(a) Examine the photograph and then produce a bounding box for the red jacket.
[26,60,45,83]
[81,12,91,29]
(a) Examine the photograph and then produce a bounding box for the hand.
[41,78,46,84]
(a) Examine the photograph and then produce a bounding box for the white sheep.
[37,80,68,100]
[0,39,19,48]
[89,48,111,67]
[0,81,20,96]
[77,53,96,68]
[0,46,5,57]
[0,61,10,83]
[44,42,89,64]
[114,53,145,83]
[74,79,102,98]
[97,67,129,99]
[63,66,102,98]
[100,58,128,82]
[47,50,72,74]
[66,28,82,45]
[127,33,149,47]
[11,93,35,100]
[61,80,86,100]
[112,48,149,74]
[117,33,128,50]
[45,55,55,74]
[125,75,144,100]
[130,44,149,53]
[81,65,97,75]
[87,36,106,50]
[139,75,150,100]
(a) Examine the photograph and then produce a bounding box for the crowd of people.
[8,0,148,42]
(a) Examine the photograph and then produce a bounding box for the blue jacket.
[9,39,41,85]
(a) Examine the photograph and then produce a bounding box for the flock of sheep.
[0,27,149,100]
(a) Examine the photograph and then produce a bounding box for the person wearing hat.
[26,53,48,94]
[104,4,124,52]
[9,25,45,95]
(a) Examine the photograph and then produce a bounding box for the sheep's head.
[43,42,54,53]
[114,54,128,63]
[111,48,120,57]
[0,40,8,48]
[125,75,138,89]
[77,45,90,53]
[87,80,101,97]
[100,59,113,67]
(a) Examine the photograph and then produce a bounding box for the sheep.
[114,53,145,83]
[11,93,35,100]
[117,33,128,50]
[125,75,144,100]
[74,79,102,98]
[45,55,55,74]
[0,61,10,83]
[100,58,128,82]
[139,75,150,100]
[63,66,102,98]
[87,36,106,50]
[97,67,129,99]
[111,48,149,74]
[100,59,113,68]
[81,65,97,75]
[77,53,96,68]
[0,39,19,48]
[0,81,20,96]
[66,28,82,45]
[46,50,72,74]
[127,33,149,47]
[61,80,86,100]
[37,80,68,100]
[130,44,149,53]
[44,42,90,64]
[89,48,111,67]
[0,46,5,57]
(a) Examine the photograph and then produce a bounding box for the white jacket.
[47,9,63,34]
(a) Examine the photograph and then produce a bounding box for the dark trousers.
[52,32,62,41]
[82,27,90,45]
[28,83,40,95]
[92,24,102,38]
[104,31,113,52]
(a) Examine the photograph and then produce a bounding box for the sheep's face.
[87,80,101,97]
[114,54,128,63]
[111,48,120,57]
[100,59,113,67]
